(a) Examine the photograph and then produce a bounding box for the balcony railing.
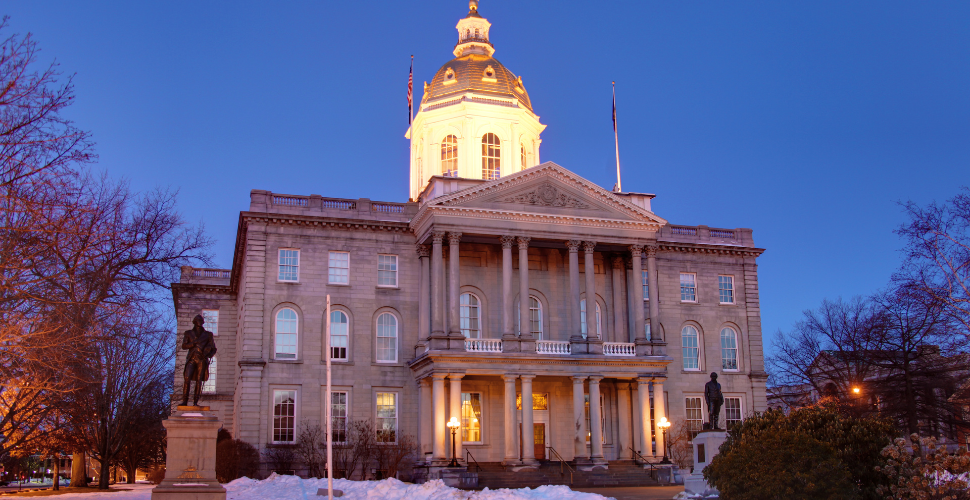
[464,338,502,353]
[604,342,636,356]
[536,340,571,355]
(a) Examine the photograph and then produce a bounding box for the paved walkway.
[572,485,685,500]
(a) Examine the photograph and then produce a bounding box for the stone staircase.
[473,460,663,489]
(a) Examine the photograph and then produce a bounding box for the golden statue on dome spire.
[469,0,478,12]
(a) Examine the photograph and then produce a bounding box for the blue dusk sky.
[4,1,968,354]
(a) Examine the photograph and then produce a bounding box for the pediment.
[425,162,666,226]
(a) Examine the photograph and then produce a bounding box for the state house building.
[172,1,767,473]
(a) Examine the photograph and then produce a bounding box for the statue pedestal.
[684,429,727,497]
[151,408,226,500]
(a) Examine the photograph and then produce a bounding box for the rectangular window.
[516,393,549,410]
[686,397,703,438]
[377,254,398,287]
[680,273,697,302]
[718,275,735,304]
[202,357,217,393]
[202,309,219,336]
[461,392,483,443]
[331,391,348,444]
[273,390,297,443]
[376,392,398,443]
[725,397,742,430]
[329,251,350,284]
[584,394,605,443]
[278,249,299,282]
[642,272,649,300]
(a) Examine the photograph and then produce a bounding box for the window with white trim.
[331,391,348,444]
[721,327,739,371]
[275,308,298,359]
[202,357,216,393]
[580,299,602,339]
[376,392,397,443]
[642,272,649,300]
[680,273,696,302]
[330,310,349,361]
[482,133,501,180]
[516,296,543,339]
[718,275,735,304]
[441,135,458,177]
[329,251,349,284]
[273,389,297,443]
[686,397,703,438]
[520,143,527,170]
[378,254,398,287]
[585,394,605,443]
[461,392,483,443]
[278,249,299,282]
[682,325,699,370]
[202,309,219,335]
[376,313,398,362]
[725,397,742,430]
[460,293,481,339]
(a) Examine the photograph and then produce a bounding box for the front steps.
[472,460,665,489]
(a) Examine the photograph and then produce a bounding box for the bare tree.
[332,419,374,480]
[116,376,169,483]
[263,447,295,475]
[295,421,325,478]
[371,433,416,480]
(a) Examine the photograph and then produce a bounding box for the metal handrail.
[547,446,574,485]
[465,449,481,473]
[631,448,658,471]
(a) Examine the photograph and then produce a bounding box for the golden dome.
[425,53,533,112]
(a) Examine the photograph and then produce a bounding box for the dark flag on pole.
[408,56,414,125]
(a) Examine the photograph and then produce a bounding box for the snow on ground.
[13,475,617,500]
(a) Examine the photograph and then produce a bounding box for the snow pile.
[225,474,616,500]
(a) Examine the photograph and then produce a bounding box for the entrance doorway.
[533,423,546,460]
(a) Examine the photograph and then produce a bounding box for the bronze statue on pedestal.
[705,372,724,430]
[181,314,217,407]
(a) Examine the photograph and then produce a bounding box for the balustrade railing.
[464,338,502,353]
[710,229,735,238]
[670,226,697,236]
[535,340,571,355]
[604,342,636,356]
[192,269,231,279]
[272,195,308,207]
[322,199,356,210]
[372,203,406,214]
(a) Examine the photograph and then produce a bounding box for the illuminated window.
[682,325,699,370]
[719,275,735,304]
[516,296,542,339]
[680,273,697,302]
[330,310,348,361]
[460,293,481,339]
[376,313,398,363]
[721,327,738,370]
[378,254,398,287]
[273,390,297,443]
[441,135,458,177]
[376,392,397,443]
[275,308,298,359]
[520,144,527,170]
[461,392,483,443]
[278,249,299,282]
[580,299,602,339]
[516,392,549,410]
[482,133,501,180]
[329,251,349,284]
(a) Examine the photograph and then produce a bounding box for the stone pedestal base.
[684,430,727,497]
[151,409,226,500]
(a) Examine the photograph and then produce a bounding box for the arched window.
[481,133,501,180]
[275,308,298,359]
[376,313,398,363]
[516,296,543,339]
[520,143,527,170]
[460,293,481,339]
[721,327,738,370]
[441,135,458,177]
[682,325,699,370]
[580,299,602,339]
[330,310,349,361]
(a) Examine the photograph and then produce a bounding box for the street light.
[852,387,861,395]
[446,417,461,467]
[658,417,672,465]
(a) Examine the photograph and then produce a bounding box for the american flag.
[408,56,413,125]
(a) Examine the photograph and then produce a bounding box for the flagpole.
[613,81,622,192]
[325,294,333,500]
[409,55,414,125]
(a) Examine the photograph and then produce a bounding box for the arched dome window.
[482,133,501,180]
[460,292,481,339]
[441,135,458,177]
[520,143,527,170]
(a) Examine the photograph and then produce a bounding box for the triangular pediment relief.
[426,162,666,226]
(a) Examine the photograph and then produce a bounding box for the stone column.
[572,376,588,462]
[417,245,431,348]
[432,373,447,461]
[637,377,653,458]
[652,379,667,460]
[500,236,518,351]
[418,378,432,459]
[517,238,535,351]
[431,232,446,342]
[448,233,462,342]
[631,245,649,356]
[617,382,633,460]
[611,256,627,343]
[584,241,603,354]
[449,373,464,463]
[502,375,519,465]
[588,376,605,464]
[567,241,585,353]
[520,374,537,465]
[646,245,662,344]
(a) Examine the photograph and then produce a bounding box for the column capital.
[501,374,518,382]
[418,377,431,387]
[517,236,531,248]
[432,231,446,245]
[652,378,666,387]
[583,240,597,253]
[587,375,604,384]
[416,244,430,258]
[645,244,658,257]
[448,232,463,245]
[566,240,582,252]
[571,376,587,384]
[519,374,537,381]
[612,255,625,268]
[636,377,652,386]
[432,372,449,380]
[629,244,643,258]
[448,373,465,380]
[616,381,632,391]
[499,235,516,249]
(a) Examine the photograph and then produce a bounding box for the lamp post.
[658,417,672,465]
[447,417,461,467]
